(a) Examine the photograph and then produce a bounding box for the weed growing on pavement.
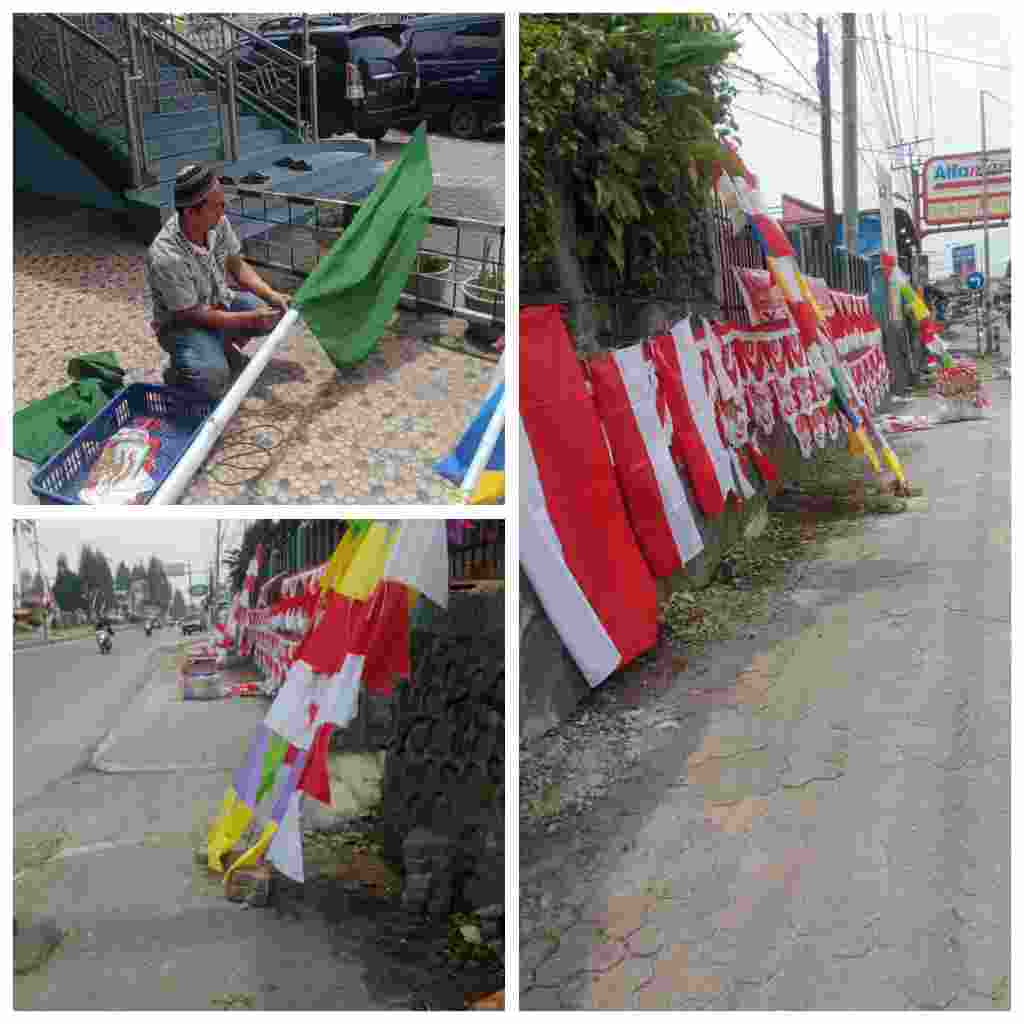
[992,976,1009,1009]
[662,447,914,650]
[14,828,71,875]
[526,782,562,820]
[210,993,256,1010]
[447,913,499,964]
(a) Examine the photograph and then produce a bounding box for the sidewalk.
[519,370,1011,1009]
[15,641,503,1010]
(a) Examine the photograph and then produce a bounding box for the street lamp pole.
[980,89,993,355]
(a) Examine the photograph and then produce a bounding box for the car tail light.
[345,62,365,100]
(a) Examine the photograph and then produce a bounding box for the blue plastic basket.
[29,384,215,505]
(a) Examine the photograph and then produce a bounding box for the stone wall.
[379,584,505,916]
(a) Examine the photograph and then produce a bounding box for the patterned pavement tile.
[14,202,500,507]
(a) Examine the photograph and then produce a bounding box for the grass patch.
[662,447,915,650]
[14,829,71,875]
[526,782,562,820]
[210,993,255,1010]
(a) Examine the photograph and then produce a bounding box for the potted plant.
[405,252,455,305]
[463,238,505,317]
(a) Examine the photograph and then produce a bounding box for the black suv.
[405,14,503,139]
[265,20,420,141]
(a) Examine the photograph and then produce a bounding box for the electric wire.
[925,17,936,152]
[881,15,906,152]
[746,13,819,97]
[900,15,919,143]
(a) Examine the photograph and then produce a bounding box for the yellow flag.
[207,787,255,872]
[335,522,397,600]
[319,529,358,594]
[224,820,278,882]
[469,470,504,505]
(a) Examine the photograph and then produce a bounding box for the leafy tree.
[115,561,131,593]
[146,556,172,612]
[520,14,740,349]
[225,520,279,594]
[52,554,84,613]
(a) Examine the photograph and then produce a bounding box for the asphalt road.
[14,627,170,808]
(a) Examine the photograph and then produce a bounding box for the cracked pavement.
[520,363,1011,1010]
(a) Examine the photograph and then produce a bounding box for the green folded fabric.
[13,352,126,465]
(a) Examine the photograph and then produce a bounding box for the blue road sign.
[966,271,985,291]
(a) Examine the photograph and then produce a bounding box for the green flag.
[294,122,433,367]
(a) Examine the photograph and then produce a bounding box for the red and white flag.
[520,305,658,687]
[589,344,704,578]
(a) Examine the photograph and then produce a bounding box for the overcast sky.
[12,519,251,588]
[721,11,1013,277]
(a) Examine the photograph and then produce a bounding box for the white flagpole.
[461,390,505,501]
[150,309,301,505]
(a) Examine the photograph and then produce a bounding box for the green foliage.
[521,14,740,295]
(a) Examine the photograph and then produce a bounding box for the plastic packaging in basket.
[29,384,214,505]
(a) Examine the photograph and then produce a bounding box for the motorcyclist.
[145,618,153,637]
[95,615,114,649]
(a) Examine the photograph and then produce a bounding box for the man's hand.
[250,307,286,333]
[262,289,291,312]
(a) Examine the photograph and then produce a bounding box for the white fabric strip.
[520,417,621,688]
[669,319,737,502]
[615,346,704,564]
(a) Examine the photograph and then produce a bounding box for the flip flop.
[273,157,295,168]
[219,175,236,185]
[240,171,271,184]
[288,159,312,171]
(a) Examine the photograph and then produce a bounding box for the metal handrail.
[134,13,315,142]
[13,13,150,187]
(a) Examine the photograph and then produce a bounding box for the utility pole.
[215,520,223,613]
[816,18,837,265]
[980,89,993,355]
[29,521,48,643]
[841,13,858,290]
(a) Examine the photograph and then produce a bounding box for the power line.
[849,30,1011,71]
[746,13,819,96]
[881,15,905,152]
[731,101,903,159]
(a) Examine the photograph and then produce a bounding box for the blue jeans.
[158,292,265,398]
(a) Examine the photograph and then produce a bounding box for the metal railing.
[135,13,317,142]
[13,13,149,187]
[223,186,506,330]
[449,521,505,581]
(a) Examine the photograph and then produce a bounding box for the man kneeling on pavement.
[145,162,291,398]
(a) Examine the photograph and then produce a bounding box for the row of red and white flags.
[521,302,890,689]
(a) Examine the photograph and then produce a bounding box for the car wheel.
[449,104,480,140]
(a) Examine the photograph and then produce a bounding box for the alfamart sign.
[923,149,1011,226]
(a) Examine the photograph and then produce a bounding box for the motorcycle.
[145,622,153,638]
[96,627,113,655]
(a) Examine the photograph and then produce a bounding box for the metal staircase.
[14,13,386,240]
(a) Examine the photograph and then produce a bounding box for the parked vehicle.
[96,627,113,654]
[181,616,204,636]
[261,19,421,141]
[404,14,503,139]
[258,14,350,34]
